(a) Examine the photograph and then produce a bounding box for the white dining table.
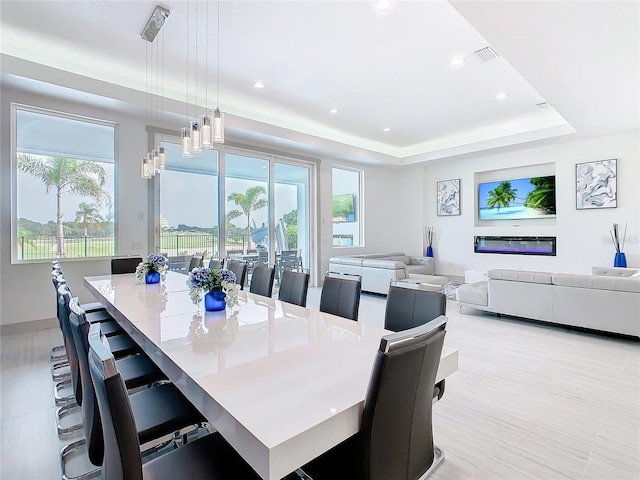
[84,271,458,480]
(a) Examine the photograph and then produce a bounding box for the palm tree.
[524,177,556,213]
[17,154,111,257]
[486,181,518,211]
[227,186,268,249]
[75,202,104,236]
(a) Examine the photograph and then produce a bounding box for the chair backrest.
[69,300,106,466]
[360,317,447,480]
[319,273,362,321]
[256,251,269,267]
[279,250,300,271]
[111,256,143,275]
[278,270,310,307]
[188,255,204,271]
[88,323,143,480]
[208,258,224,270]
[249,266,276,298]
[384,286,447,332]
[227,260,248,290]
[226,249,243,259]
[57,285,82,404]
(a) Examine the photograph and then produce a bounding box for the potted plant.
[187,267,239,311]
[135,254,168,284]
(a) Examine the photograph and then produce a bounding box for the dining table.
[84,271,458,480]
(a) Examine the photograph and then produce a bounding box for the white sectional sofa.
[456,266,640,337]
[328,252,446,294]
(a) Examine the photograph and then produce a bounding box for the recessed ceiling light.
[382,127,391,132]
[254,81,265,89]
[496,92,509,100]
[329,108,339,114]
[376,0,391,10]
[450,56,466,67]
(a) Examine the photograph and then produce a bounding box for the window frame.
[11,103,118,264]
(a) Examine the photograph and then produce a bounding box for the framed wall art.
[437,179,460,216]
[576,159,617,209]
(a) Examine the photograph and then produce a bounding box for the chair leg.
[51,344,67,362]
[54,379,76,406]
[418,446,445,480]
[52,360,71,382]
[56,403,83,436]
[60,439,101,480]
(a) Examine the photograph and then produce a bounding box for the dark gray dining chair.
[227,260,248,290]
[319,272,362,321]
[278,270,310,307]
[384,285,448,402]
[209,258,224,270]
[111,256,143,274]
[291,317,448,480]
[249,265,276,298]
[87,323,262,480]
[69,321,208,479]
[188,254,204,271]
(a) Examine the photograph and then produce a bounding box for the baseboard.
[1,317,58,335]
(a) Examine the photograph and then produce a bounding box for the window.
[332,167,362,247]
[13,105,116,261]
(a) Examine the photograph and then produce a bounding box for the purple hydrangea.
[147,253,167,269]
[188,267,237,291]
[219,269,236,284]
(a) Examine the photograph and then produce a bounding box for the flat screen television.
[478,175,556,221]
[333,194,355,223]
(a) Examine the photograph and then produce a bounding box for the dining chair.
[188,254,204,271]
[249,265,276,298]
[291,317,448,480]
[111,256,143,275]
[66,320,208,480]
[209,258,224,270]
[256,250,269,267]
[384,285,447,402]
[319,272,362,321]
[227,260,248,290]
[88,322,263,480]
[278,270,310,307]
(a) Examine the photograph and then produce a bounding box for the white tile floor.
[1,288,639,480]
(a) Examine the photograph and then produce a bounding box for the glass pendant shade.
[141,157,151,179]
[181,126,193,157]
[147,153,156,177]
[191,121,202,152]
[158,146,166,169]
[199,113,212,149]
[213,108,225,144]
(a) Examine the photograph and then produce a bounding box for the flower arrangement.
[187,267,239,308]
[135,253,168,283]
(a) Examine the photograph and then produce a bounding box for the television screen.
[333,194,355,223]
[478,175,556,221]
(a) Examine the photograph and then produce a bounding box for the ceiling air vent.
[474,46,499,62]
[536,102,552,110]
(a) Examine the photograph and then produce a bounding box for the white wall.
[416,131,640,276]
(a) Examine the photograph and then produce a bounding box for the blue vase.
[145,271,161,284]
[614,252,627,268]
[205,289,226,311]
[426,246,434,257]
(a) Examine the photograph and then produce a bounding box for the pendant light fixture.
[213,0,225,144]
[199,0,213,150]
[181,0,193,158]
[140,5,169,178]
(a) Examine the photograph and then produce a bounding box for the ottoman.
[456,281,489,311]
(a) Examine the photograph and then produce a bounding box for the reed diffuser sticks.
[610,222,627,253]
[425,226,434,247]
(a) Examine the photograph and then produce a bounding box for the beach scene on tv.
[478,176,556,221]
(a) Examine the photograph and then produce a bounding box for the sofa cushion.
[362,259,406,270]
[456,281,488,306]
[553,273,640,293]
[488,269,553,284]
[329,257,363,266]
[405,265,432,275]
[389,255,411,265]
[592,266,640,277]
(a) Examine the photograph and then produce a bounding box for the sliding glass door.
[156,141,313,280]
